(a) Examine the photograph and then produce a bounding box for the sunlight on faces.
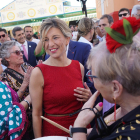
[99,18,111,36]
[24,27,33,40]
[43,27,70,58]
[6,46,24,66]
[14,30,25,44]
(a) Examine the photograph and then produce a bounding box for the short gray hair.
[12,26,23,36]
[131,5,140,16]
[0,41,19,66]
[87,37,140,96]
[100,14,114,24]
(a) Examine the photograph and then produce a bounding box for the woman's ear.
[5,58,10,62]
[112,80,123,99]
[66,37,70,46]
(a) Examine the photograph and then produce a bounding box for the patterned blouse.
[1,63,30,101]
[88,105,140,140]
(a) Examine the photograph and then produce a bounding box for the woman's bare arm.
[29,67,44,138]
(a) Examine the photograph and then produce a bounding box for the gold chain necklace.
[104,108,121,125]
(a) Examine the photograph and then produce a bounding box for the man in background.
[94,20,103,42]
[118,8,130,20]
[24,26,40,44]
[12,26,41,67]
[0,28,8,44]
[99,14,114,40]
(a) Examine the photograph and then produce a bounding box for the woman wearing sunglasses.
[0,57,31,140]
[72,17,140,140]
[0,41,34,139]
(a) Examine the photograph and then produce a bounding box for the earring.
[113,97,116,121]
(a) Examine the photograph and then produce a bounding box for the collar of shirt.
[17,40,28,54]
[66,44,69,56]
[78,36,93,48]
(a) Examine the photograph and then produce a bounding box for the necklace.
[104,108,121,125]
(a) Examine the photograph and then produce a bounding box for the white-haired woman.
[0,41,34,139]
[72,17,140,140]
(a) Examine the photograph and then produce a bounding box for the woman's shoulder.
[0,81,7,88]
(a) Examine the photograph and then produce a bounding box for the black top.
[88,105,140,140]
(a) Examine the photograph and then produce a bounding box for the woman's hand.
[23,66,34,86]
[74,91,103,128]
[74,82,92,102]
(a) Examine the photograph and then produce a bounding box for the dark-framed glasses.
[0,34,5,38]
[119,13,128,17]
[86,70,98,82]
[11,50,24,55]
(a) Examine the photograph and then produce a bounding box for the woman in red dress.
[29,18,92,138]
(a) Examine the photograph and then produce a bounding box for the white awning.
[2,13,97,30]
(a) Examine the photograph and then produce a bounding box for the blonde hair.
[40,18,72,40]
[77,17,94,40]
[87,37,140,96]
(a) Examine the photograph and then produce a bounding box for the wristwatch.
[69,125,87,137]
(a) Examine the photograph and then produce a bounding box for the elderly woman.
[71,17,140,140]
[0,41,34,139]
[0,58,31,140]
[77,17,96,48]
[30,18,92,138]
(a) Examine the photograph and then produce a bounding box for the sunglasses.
[119,13,128,17]
[0,34,5,38]
[86,70,98,82]
[11,50,24,55]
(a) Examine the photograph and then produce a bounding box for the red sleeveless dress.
[37,60,84,137]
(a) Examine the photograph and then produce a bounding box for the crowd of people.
[0,4,140,140]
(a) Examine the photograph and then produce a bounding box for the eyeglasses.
[119,13,128,17]
[11,50,24,55]
[86,70,98,82]
[0,34,5,38]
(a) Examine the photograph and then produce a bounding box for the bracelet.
[69,125,87,137]
[23,99,30,110]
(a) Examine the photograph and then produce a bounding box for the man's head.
[131,5,140,19]
[99,14,114,36]
[0,28,8,43]
[118,8,130,20]
[24,26,33,41]
[12,27,25,44]
[95,20,103,37]
[70,25,74,32]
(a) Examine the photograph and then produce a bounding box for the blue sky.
[0,0,96,10]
